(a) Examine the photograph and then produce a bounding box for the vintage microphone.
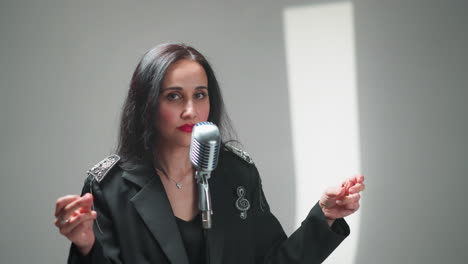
[190,122,220,229]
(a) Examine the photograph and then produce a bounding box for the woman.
[54,43,365,264]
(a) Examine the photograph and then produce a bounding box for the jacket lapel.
[121,162,228,264]
[123,166,189,264]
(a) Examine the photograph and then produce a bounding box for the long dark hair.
[116,43,235,166]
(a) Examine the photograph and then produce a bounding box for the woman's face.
[155,59,210,150]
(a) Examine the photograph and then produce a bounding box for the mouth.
[177,124,195,133]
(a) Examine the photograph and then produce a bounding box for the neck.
[154,144,193,178]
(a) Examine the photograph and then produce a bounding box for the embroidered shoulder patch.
[224,144,254,164]
[87,154,120,183]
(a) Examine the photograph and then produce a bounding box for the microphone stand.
[195,170,213,229]
[195,170,212,264]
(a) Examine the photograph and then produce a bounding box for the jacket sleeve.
[67,176,123,264]
[250,166,349,264]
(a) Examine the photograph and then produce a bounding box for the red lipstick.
[177,124,195,133]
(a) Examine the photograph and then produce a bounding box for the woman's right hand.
[54,193,97,255]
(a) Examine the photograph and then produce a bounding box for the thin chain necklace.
[168,177,184,189]
[157,168,192,190]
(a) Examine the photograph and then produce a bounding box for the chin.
[178,134,192,148]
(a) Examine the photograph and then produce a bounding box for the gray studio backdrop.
[1,0,467,263]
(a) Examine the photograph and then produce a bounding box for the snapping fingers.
[57,211,97,236]
[59,193,94,220]
[336,193,361,206]
[349,183,366,194]
[55,195,80,217]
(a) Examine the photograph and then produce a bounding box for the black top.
[175,215,205,264]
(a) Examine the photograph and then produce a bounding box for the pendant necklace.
[158,169,192,190]
[162,174,185,189]
[169,178,183,189]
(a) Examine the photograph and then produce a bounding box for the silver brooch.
[235,186,250,219]
[87,154,120,182]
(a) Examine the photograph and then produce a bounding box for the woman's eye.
[195,92,207,99]
[167,93,181,101]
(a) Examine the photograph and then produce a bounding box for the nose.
[181,100,197,120]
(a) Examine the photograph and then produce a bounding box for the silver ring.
[59,216,70,225]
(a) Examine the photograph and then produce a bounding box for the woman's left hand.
[319,175,365,225]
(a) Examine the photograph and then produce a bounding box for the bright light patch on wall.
[283,2,360,263]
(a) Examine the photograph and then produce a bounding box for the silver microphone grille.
[190,122,220,172]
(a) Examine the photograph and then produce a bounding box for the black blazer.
[68,146,349,264]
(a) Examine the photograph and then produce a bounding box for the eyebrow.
[160,86,208,92]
